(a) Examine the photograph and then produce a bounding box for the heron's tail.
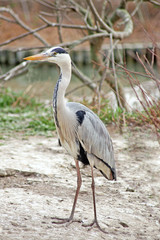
[87,153,116,181]
[100,167,116,181]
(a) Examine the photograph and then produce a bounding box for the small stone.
[126,188,135,192]
[119,221,129,228]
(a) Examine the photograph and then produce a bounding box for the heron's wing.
[76,108,116,180]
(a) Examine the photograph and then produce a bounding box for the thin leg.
[52,159,82,225]
[82,166,108,233]
[68,159,82,220]
[91,166,98,222]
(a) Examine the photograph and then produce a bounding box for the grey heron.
[24,47,116,232]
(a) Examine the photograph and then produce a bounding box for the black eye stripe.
[51,47,68,54]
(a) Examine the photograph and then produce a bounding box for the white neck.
[57,61,71,108]
[52,57,77,153]
[53,60,71,114]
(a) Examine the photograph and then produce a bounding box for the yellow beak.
[24,53,48,61]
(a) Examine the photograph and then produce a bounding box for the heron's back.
[67,102,116,180]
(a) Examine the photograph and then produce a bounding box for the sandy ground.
[0,127,160,240]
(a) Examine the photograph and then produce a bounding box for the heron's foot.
[82,218,108,234]
[51,216,81,226]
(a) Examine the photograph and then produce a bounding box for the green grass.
[82,97,160,132]
[0,88,56,136]
[0,88,120,137]
[1,87,159,137]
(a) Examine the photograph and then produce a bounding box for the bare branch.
[116,63,160,83]
[87,0,133,39]
[0,14,16,23]
[39,11,55,17]
[0,61,29,82]
[68,0,94,27]
[37,0,77,11]
[131,0,143,17]
[0,27,108,51]
[0,7,49,46]
[0,13,98,49]
[56,0,63,43]
[66,79,100,96]
[116,9,133,37]
[148,0,160,7]
[110,34,123,109]
[36,0,55,9]
[71,63,98,92]
[59,32,109,49]
[0,24,49,47]
[39,14,97,31]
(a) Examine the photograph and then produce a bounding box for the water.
[1,62,95,101]
[0,61,154,101]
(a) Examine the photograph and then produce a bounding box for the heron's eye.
[52,52,57,56]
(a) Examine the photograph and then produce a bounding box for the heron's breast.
[56,113,78,158]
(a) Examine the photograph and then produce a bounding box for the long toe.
[51,216,71,224]
[82,219,108,234]
[51,216,81,226]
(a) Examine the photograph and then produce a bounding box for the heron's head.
[24,47,71,68]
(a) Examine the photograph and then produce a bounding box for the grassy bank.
[0,88,56,137]
[0,88,159,139]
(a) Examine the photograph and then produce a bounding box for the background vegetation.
[0,0,160,141]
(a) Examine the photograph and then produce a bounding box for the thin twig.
[56,0,63,43]
[110,34,123,109]
[101,0,107,19]
[36,0,55,9]
[66,79,100,96]
[0,14,16,23]
[0,7,49,46]
[87,0,133,39]
[116,63,160,83]
[131,0,143,17]
[126,68,160,134]
[0,61,29,82]
[71,62,98,92]
[58,32,110,49]
[0,24,49,47]
[151,47,155,68]
[39,14,97,31]
[137,52,160,93]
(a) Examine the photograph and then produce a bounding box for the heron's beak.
[24,53,48,61]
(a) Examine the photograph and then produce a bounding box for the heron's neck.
[53,62,71,114]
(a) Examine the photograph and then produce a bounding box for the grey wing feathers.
[67,102,116,180]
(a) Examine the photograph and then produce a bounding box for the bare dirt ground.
[0,127,160,240]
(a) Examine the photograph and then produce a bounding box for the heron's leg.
[82,166,108,234]
[91,166,98,222]
[52,159,82,225]
[69,159,82,219]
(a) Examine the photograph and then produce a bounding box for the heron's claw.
[82,219,108,234]
[51,216,81,226]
